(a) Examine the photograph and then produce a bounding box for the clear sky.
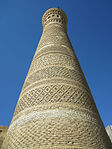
[0,0,112,127]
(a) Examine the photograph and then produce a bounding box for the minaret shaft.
[2,8,112,149]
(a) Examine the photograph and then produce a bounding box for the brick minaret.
[2,8,112,149]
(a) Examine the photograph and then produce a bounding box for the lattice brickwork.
[2,8,112,149]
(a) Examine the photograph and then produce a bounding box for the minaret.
[2,8,112,149]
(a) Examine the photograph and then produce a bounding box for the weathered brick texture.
[0,126,8,148]
[2,8,112,149]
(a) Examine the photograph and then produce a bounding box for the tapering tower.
[2,8,112,149]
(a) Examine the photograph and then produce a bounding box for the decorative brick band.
[2,8,112,149]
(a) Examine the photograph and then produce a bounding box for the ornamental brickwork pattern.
[2,8,112,149]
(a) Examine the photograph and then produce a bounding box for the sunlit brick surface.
[2,8,112,149]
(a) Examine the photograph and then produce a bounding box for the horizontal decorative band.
[9,108,99,131]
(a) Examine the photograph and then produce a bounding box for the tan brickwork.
[2,8,112,149]
[0,126,8,148]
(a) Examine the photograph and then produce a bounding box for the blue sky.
[0,0,112,127]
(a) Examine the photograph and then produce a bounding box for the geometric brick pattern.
[2,8,112,149]
[2,117,111,148]
[13,84,97,117]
